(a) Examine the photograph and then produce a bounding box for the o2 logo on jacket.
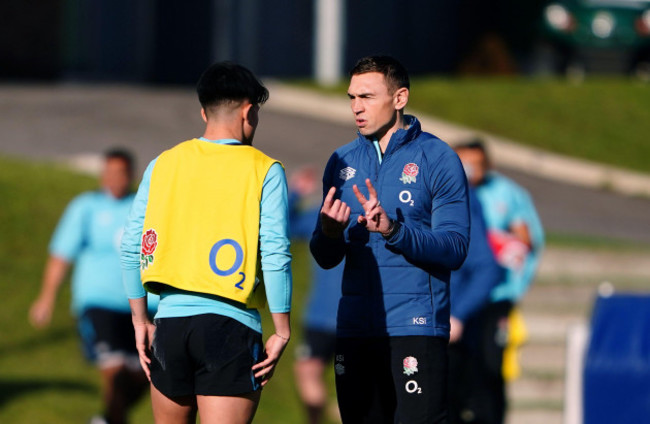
[209,239,246,290]
[399,190,414,207]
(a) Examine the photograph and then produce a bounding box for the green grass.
[294,77,650,174]
[0,156,337,423]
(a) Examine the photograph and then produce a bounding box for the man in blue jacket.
[310,55,470,424]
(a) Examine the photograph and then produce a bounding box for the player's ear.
[200,108,208,123]
[241,102,253,123]
[394,87,409,111]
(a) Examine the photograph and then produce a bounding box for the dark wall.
[0,0,63,79]
[256,0,313,77]
[345,0,460,75]
[150,1,212,84]
[210,0,314,78]
[62,0,157,81]
[0,0,546,83]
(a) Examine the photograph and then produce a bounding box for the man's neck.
[376,113,406,153]
[202,124,244,144]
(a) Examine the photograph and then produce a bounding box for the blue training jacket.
[310,116,470,338]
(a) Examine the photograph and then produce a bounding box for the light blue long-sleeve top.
[51,191,137,314]
[120,138,292,333]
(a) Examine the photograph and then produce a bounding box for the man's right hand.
[320,186,351,238]
[133,320,156,381]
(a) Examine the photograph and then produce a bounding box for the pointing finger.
[322,186,337,210]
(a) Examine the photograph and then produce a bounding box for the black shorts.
[77,307,139,369]
[150,313,264,398]
[335,336,449,424]
[295,328,337,362]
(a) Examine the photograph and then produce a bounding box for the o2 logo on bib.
[209,239,245,290]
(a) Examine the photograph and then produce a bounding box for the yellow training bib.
[140,139,279,309]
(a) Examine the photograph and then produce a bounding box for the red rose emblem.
[403,163,419,177]
[141,229,158,255]
[403,356,418,369]
[403,356,419,375]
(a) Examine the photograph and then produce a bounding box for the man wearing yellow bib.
[120,62,292,424]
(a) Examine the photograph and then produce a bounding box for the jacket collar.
[357,115,421,155]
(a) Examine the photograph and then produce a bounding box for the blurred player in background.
[455,139,544,424]
[120,62,292,424]
[30,148,155,424]
[447,188,504,424]
[289,166,343,424]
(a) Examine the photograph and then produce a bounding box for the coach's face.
[348,72,406,142]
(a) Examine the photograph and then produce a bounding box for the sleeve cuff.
[383,220,404,244]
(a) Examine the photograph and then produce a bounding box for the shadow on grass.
[0,378,95,406]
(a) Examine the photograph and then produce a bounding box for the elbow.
[448,256,466,271]
[448,236,469,271]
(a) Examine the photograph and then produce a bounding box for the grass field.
[296,77,650,174]
[0,156,337,424]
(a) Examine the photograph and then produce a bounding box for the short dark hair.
[454,137,491,167]
[104,147,135,176]
[349,55,410,93]
[196,61,269,110]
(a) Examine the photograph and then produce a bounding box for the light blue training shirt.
[120,138,292,333]
[51,190,159,315]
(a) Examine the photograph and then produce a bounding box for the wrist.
[274,333,290,342]
[321,226,343,239]
[381,219,400,239]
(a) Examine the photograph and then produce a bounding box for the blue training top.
[120,138,292,334]
[311,116,470,338]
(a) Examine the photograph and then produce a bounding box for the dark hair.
[196,61,269,110]
[104,147,135,176]
[454,137,491,166]
[349,55,410,92]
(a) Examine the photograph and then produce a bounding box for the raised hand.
[353,179,392,235]
[320,186,351,238]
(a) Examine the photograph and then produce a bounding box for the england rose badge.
[140,228,158,270]
[399,163,419,184]
[403,356,419,376]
